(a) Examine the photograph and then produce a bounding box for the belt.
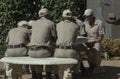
[29,46,49,51]
[56,45,74,49]
[8,44,27,48]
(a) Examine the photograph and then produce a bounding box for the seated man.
[54,9,80,79]
[81,9,105,74]
[5,21,31,78]
[28,8,57,79]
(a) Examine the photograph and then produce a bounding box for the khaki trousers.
[28,49,52,73]
[54,49,80,79]
[77,43,102,68]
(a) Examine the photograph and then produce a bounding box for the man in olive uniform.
[28,8,57,79]
[5,21,31,78]
[82,9,105,73]
[54,9,80,79]
[5,21,31,57]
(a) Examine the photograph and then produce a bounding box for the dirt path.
[0,60,120,79]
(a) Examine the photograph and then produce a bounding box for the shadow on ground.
[0,63,120,79]
[80,66,120,79]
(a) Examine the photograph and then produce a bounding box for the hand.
[95,37,102,43]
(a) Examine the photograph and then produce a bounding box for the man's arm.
[96,22,105,43]
[50,23,57,42]
[79,24,87,37]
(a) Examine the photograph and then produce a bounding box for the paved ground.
[81,60,120,79]
[0,59,120,79]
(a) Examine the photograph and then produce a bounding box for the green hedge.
[0,0,86,56]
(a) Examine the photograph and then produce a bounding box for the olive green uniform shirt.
[5,27,31,57]
[28,17,56,58]
[54,20,79,58]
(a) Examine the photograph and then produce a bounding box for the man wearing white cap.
[54,9,80,79]
[5,20,31,56]
[82,9,105,73]
[28,8,57,79]
[5,20,31,78]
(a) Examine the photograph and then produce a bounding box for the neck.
[87,17,95,26]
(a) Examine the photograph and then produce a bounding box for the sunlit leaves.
[0,0,86,55]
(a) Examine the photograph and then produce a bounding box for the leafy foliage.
[0,0,86,55]
[101,38,120,58]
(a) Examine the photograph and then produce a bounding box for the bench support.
[5,63,23,79]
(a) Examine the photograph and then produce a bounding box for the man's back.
[29,17,55,46]
[5,21,31,57]
[56,20,78,46]
[7,27,30,45]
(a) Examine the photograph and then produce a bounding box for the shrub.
[0,0,86,56]
[101,38,120,58]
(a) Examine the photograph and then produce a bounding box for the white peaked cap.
[83,9,94,16]
[38,8,49,17]
[28,20,35,26]
[18,21,28,27]
[62,9,72,18]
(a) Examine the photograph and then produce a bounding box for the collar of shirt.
[85,19,98,26]
[64,20,71,23]
[40,17,47,20]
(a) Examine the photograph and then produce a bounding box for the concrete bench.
[0,36,89,79]
[0,57,78,65]
[0,57,78,79]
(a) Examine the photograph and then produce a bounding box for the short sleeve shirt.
[84,19,105,38]
[56,20,79,46]
[29,17,56,46]
[7,27,31,45]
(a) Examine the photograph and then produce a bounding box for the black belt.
[8,44,27,48]
[29,46,49,51]
[56,45,74,49]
